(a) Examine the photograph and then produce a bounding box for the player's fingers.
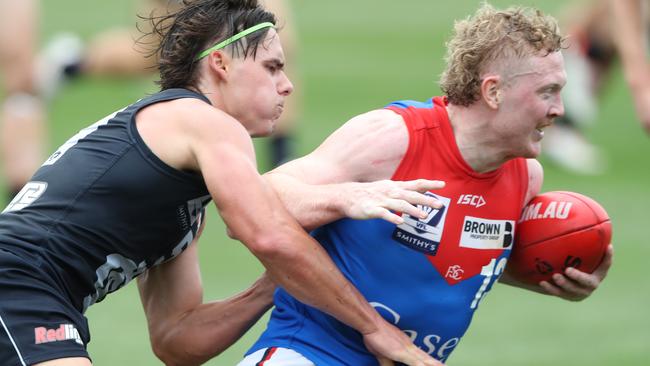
[381,198,429,219]
[409,344,443,366]
[414,353,444,366]
[375,357,394,366]
[417,355,444,366]
[551,273,590,299]
[391,189,443,210]
[539,280,563,297]
[564,267,599,290]
[397,179,445,193]
[375,207,405,225]
[424,359,445,366]
[593,244,614,278]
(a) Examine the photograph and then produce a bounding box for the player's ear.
[205,50,230,80]
[481,75,501,109]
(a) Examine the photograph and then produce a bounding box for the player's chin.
[529,146,542,158]
[525,137,543,158]
[518,145,541,160]
[250,121,276,138]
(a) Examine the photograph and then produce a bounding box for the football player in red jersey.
[266,3,613,304]
[238,4,614,365]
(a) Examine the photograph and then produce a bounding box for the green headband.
[195,22,275,61]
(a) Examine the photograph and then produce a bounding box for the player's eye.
[265,63,280,74]
[540,85,561,96]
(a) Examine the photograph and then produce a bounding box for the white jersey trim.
[0,313,27,366]
[238,347,315,366]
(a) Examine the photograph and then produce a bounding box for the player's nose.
[549,95,564,118]
[278,71,293,96]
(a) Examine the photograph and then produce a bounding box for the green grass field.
[5,0,648,364]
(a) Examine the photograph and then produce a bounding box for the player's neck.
[447,103,511,173]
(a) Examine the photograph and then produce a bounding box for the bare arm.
[188,104,440,365]
[136,99,440,365]
[265,109,444,230]
[138,236,275,366]
[192,111,378,330]
[135,100,277,365]
[609,0,646,85]
[524,158,544,204]
[608,0,650,133]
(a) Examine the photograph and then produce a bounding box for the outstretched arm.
[608,0,650,133]
[265,109,444,230]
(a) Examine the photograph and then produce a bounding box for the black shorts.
[0,249,91,366]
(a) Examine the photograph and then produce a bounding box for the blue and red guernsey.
[247,97,529,364]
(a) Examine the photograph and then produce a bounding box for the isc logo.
[457,194,486,208]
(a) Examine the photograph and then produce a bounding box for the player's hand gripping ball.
[509,191,612,285]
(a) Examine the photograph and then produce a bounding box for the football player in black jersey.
[0,1,445,366]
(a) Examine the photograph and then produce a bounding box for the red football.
[509,191,612,285]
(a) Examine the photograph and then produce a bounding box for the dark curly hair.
[142,0,276,90]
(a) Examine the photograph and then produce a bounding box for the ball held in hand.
[509,191,612,285]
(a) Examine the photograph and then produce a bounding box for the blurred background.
[1,0,648,364]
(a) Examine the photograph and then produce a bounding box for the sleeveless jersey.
[0,88,212,313]
[248,97,529,364]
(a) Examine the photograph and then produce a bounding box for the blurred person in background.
[0,0,47,201]
[0,1,446,365]
[239,4,613,365]
[543,0,650,174]
[607,0,650,133]
[40,0,299,170]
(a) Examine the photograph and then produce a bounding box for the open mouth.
[534,123,553,140]
[536,122,553,134]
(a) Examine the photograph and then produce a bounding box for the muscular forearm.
[209,150,381,336]
[257,224,381,334]
[265,172,443,231]
[264,171,348,230]
[151,276,275,366]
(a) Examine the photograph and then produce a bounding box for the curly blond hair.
[440,3,564,106]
